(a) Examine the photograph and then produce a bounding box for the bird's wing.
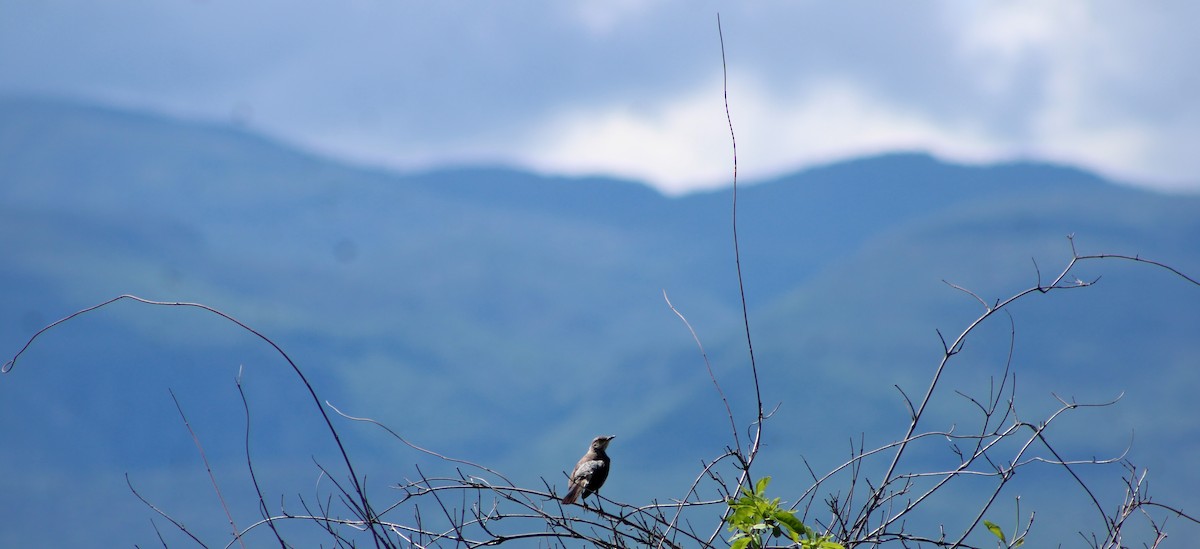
[571,459,606,483]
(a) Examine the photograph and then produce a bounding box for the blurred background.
[1,2,1198,546]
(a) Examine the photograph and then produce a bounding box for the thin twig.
[235,367,290,547]
[128,473,211,548]
[663,290,741,452]
[3,295,388,546]
[170,389,246,549]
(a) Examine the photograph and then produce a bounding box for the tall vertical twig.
[170,389,247,549]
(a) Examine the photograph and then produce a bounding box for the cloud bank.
[2,1,1196,193]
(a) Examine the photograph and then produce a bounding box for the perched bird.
[561,435,615,505]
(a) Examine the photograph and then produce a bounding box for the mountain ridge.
[1,95,1197,547]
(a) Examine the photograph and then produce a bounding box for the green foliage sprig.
[983,519,1025,547]
[726,477,844,549]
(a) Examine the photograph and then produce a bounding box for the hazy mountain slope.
[0,96,1197,546]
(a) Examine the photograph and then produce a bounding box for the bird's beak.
[601,435,615,446]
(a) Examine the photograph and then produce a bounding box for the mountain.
[1,96,1197,546]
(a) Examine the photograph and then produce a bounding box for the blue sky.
[2,1,1197,194]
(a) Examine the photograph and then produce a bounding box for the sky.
[2,1,1198,195]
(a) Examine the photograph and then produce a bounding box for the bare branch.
[169,389,246,549]
[127,473,211,549]
[663,290,741,455]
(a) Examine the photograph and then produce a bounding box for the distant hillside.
[1,96,1197,547]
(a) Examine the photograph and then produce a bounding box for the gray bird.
[561,435,615,505]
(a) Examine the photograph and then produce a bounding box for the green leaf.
[771,509,812,539]
[730,506,751,522]
[754,476,771,496]
[983,520,1007,543]
[730,537,752,549]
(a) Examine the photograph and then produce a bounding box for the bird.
[561,435,615,505]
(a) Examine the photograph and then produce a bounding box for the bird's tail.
[561,483,582,505]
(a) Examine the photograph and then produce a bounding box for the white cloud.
[940,2,1196,190]
[519,81,730,194]
[515,76,1006,194]
[952,2,1078,61]
[569,0,663,36]
[276,3,1200,194]
[8,2,1197,193]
